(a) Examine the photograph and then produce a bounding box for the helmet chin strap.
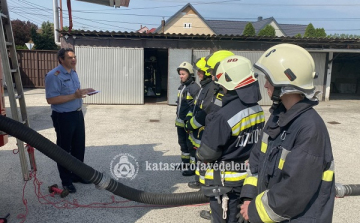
[270,87,282,110]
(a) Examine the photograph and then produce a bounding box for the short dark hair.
[57,48,74,64]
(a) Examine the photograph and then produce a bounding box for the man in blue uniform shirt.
[45,48,96,193]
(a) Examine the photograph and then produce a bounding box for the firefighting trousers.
[177,127,192,163]
[210,188,241,223]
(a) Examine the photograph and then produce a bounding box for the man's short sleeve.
[45,72,61,99]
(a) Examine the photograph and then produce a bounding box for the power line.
[8,0,360,33]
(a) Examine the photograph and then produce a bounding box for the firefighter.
[239,43,335,223]
[194,51,235,221]
[186,51,235,192]
[184,57,218,189]
[175,61,200,176]
[197,55,265,223]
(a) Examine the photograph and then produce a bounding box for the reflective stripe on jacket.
[242,99,335,223]
[197,88,265,187]
[175,80,200,127]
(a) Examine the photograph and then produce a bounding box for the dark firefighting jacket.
[241,99,335,223]
[203,84,224,127]
[196,82,265,187]
[186,78,217,148]
[175,78,200,128]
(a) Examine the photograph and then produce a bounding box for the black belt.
[53,108,82,113]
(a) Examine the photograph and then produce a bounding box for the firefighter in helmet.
[184,57,219,189]
[197,55,265,223]
[240,43,335,223]
[175,61,200,176]
[193,50,236,220]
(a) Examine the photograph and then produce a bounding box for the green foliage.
[315,28,326,38]
[294,33,302,38]
[304,23,328,38]
[257,25,275,37]
[304,23,316,37]
[16,45,28,50]
[327,33,360,39]
[243,23,256,36]
[30,21,59,50]
[11,19,38,46]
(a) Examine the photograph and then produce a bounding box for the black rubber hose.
[0,115,209,205]
[335,183,360,198]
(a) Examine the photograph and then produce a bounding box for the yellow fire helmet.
[177,61,194,76]
[213,55,256,90]
[194,57,211,76]
[205,50,235,74]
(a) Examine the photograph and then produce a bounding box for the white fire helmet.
[254,43,320,100]
[177,61,194,76]
[213,55,257,90]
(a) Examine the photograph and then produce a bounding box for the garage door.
[75,46,144,104]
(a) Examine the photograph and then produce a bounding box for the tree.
[327,33,360,39]
[315,28,326,38]
[242,23,255,36]
[11,19,38,47]
[257,25,275,37]
[294,33,302,38]
[31,21,59,50]
[304,23,316,37]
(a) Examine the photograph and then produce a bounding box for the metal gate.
[75,47,144,104]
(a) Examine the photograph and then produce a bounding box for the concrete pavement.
[0,88,359,223]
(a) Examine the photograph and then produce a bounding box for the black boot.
[188,180,201,189]
[182,169,195,176]
[200,210,211,220]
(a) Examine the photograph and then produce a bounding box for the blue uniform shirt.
[45,64,82,113]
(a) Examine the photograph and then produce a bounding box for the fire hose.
[0,115,209,205]
[0,115,359,206]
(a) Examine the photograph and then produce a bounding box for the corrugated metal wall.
[168,49,193,105]
[193,50,210,84]
[232,51,327,106]
[75,47,144,104]
[310,53,327,97]
[232,51,270,105]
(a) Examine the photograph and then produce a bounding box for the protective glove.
[184,121,191,132]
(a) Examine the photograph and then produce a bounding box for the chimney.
[161,18,165,34]
[141,25,143,29]
[258,16,263,21]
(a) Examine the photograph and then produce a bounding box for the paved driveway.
[0,89,359,223]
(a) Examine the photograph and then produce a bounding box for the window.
[184,23,192,28]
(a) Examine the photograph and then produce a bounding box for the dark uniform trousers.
[210,187,242,223]
[177,127,192,164]
[51,110,85,186]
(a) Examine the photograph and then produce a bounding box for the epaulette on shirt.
[54,70,60,76]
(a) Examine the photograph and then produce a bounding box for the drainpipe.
[53,0,61,46]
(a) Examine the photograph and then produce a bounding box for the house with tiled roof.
[136,25,156,34]
[154,3,306,37]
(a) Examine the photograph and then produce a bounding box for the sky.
[7,0,360,36]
